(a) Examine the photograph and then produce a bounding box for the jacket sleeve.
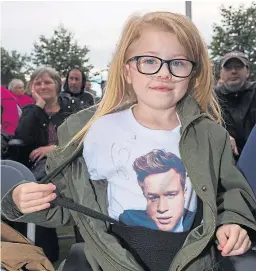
[1,97,20,136]
[15,105,45,146]
[1,181,75,228]
[217,131,256,234]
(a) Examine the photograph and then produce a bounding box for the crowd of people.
[1,68,101,135]
[2,51,255,164]
[1,67,102,261]
[1,10,256,271]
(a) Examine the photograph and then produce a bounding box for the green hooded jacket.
[2,95,256,271]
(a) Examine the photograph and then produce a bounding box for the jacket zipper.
[169,115,216,271]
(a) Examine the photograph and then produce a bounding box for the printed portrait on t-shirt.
[119,149,196,232]
[83,110,197,233]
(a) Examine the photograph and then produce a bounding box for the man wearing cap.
[215,51,256,160]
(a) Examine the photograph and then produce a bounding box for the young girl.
[2,11,256,271]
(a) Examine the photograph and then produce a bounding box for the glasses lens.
[137,56,161,74]
[170,60,193,77]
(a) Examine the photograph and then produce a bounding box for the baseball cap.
[221,51,249,67]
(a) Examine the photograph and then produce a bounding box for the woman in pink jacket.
[1,86,20,135]
[8,79,34,108]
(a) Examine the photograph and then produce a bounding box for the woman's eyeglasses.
[127,55,196,78]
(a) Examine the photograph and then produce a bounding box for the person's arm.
[217,131,256,234]
[1,181,75,228]
[1,97,19,136]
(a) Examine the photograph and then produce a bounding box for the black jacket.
[62,69,95,109]
[15,95,83,151]
[60,91,94,109]
[215,81,256,155]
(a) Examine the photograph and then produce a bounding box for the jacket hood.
[63,68,87,96]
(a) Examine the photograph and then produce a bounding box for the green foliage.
[1,47,31,87]
[209,2,256,80]
[32,25,93,77]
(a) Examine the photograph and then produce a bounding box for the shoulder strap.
[38,148,118,224]
[51,197,117,224]
[38,148,82,185]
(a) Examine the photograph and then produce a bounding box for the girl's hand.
[12,182,56,214]
[216,224,251,256]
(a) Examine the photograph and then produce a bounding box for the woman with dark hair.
[62,68,95,108]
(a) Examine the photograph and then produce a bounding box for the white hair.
[8,79,24,91]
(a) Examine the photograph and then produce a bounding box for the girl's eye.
[171,60,184,67]
[142,58,158,65]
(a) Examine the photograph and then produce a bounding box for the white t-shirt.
[83,107,197,232]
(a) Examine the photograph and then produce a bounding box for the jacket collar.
[176,94,207,134]
[51,94,208,161]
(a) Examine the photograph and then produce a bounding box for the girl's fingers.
[20,193,56,209]
[22,202,52,214]
[225,238,251,256]
[20,183,56,194]
[21,190,53,201]
[232,229,248,251]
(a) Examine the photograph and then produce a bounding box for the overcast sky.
[1,0,253,70]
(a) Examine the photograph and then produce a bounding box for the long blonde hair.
[69,11,221,147]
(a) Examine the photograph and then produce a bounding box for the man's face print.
[143,168,185,231]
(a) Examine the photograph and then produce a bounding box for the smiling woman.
[13,67,84,262]
[15,67,83,180]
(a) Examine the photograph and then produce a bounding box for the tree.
[209,2,256,81]
[32,25,93,77]
[1,47,31,87]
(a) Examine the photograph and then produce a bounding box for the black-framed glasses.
[127,55,196,78]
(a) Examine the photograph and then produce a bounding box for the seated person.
[15,67,83,180]
[62,68,95,109]
[1,86,20,136]
[13,67,83,263]
[8,79,34,108]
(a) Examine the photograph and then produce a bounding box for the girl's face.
[125,28,193,111]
